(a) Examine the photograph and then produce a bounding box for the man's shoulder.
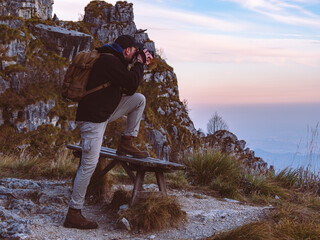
[99,52,117,59]
[98,53,123,64]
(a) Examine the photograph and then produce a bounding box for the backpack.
[62,50,112,102]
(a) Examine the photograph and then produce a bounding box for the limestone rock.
[0,76,10,96]
[0,109,4,126]
[9,99,56,132]
[0,19,23,29]
[33,24,93,60]
[8,71,28,91]
[1,39,27,64]
[83,0,156,53]
[148,129,170,160]
[84,1,137,43]
[0,178,71,239]
[0,0,53,20]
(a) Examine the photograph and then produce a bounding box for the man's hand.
[136,49,153,65]
[143,49,153,65]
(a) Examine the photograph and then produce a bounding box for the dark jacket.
[76,45,144,123]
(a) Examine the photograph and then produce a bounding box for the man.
[64,35,153,229]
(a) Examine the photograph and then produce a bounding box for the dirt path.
[0,179,271,240]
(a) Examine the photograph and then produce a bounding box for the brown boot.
[116,135,149,158]
[63,207,98,229]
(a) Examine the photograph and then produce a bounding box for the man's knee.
[79,157,98,175]
[134,93,146,108]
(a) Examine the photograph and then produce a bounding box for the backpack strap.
[83,81,111,97]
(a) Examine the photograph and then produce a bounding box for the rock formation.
[0,0,269,171]
[206,130,269,173]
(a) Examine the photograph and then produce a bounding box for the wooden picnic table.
[67,144,185,205]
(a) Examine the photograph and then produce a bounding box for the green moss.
[0,120,80,158]
[0,16,23,21]
[0,56,17,62]
[0,24,23,44]
[4,64,27,74]
[149,56,173,72]
[24,18,57,27]
[60,21,92,37]
[0,82,59,111]
[85,0,113,20]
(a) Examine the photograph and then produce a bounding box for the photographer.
[64,35,153,229]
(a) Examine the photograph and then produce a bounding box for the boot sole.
[63,221,98,229]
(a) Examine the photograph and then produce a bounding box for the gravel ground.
[28,188,271,240]
[0,179,271,240]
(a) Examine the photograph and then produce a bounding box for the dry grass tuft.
[210,221,273,240]
[184,149,240,186]
[121,195,186,231]
[0,150,78,179]
[109,189,131,210]
[212,193,320,240]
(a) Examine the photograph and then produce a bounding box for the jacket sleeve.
[107,57,144,95]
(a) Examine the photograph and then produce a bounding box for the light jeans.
[69,93,146,209]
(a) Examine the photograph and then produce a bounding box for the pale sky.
[54,0,320,105]
[53,0,320,157]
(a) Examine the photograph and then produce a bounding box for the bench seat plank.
[67,144,185,171]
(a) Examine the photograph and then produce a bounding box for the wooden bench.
[67,144,186,205]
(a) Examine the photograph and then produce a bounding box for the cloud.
[132,2,254,32]
[225,0,320,28]
[129,1,320,66]
[147,27,320,66]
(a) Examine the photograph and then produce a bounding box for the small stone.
[223,198,240,203]
[118,217,131,231]
[119,204,129,211]
[195,214,206,222]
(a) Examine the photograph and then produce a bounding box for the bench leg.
[156,172,167,195]
[119,162,136,183]
[96,159,118,178]
[130,170,145,206]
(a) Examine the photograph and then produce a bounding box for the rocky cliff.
[0,1,269,172]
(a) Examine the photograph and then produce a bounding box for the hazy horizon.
[188,102,320,154]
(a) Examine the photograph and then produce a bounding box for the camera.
[134,49,154,64]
